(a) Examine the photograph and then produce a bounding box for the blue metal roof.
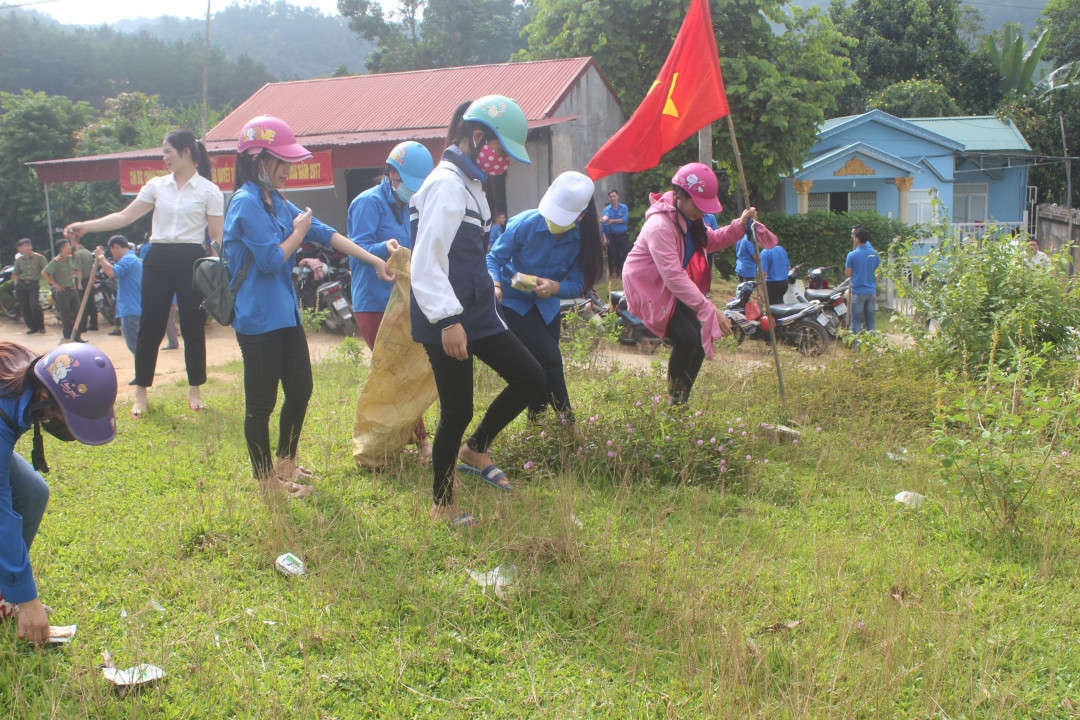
[906,116,1032,152]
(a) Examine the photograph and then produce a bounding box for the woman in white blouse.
[66,130,224,417]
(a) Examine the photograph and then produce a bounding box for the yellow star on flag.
[649,73,681,118]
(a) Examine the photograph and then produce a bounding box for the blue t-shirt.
[734,235,756,277]
[601,202,628,235]
[486,209,585,325]
[224,181,336,335]
[0,388,37,604]
[112,251,142,319]
[760,245,790,282]
[845,242,880,295]
[346,177,410,313]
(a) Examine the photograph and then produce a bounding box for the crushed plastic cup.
[47,625,77,644]
[102,663,165,688]
[466,564,517,599]
[894,491,925,508]
[275,552,306,576]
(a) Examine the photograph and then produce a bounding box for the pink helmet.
[237,115,312,162]
[672,162,723,214]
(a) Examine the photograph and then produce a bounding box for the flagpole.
[725,115,786,403]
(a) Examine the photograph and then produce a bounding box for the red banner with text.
[118,151,335,194]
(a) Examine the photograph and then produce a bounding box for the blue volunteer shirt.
[845,242,880,295]
[486,209,585,325]
[112,251,142,319]
[734,235,756,277]
[224,181,336,335]
[601,202,628,235]
[760,245,790,282]
[347,177,410,313]
[0,388,38,604]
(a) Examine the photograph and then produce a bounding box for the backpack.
[193,243,252,326]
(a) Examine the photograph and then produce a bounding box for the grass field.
[2,325,1079,719]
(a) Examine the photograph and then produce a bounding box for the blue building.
[781,110,1033,233]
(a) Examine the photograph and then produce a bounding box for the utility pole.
[202,0,211,136]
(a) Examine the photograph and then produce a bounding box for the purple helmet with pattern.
[33,343,117,445]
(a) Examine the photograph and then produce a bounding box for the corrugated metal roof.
[906,116,1032,152]
[205,57,599,144]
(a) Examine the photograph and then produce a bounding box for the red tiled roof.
[205,57,601,143]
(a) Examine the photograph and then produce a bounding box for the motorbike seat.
[768,303,810,319]
[804,288,837,302]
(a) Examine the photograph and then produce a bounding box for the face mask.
[545,219,576,235]
[394,183,414,204]
[475,143,510,176]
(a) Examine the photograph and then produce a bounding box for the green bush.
[756,210,918,270]
[886,226,1080,372]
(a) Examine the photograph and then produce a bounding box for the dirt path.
[0,315,348,403]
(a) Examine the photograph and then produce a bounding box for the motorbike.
[723,280,836,356]
[798,276,849,327]
[92,264,118,328]
[0,265,18,319]
[557,288,609,342]
[292,244,355,335]
[609,290,664,352]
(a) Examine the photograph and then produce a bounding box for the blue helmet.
[386,141,434,193]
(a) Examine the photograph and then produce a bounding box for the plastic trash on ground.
[886,447,910,462]
[466,564,518,599]
[894,490,924,508]
[102,664,165,688]
[275,552,306,576]
[352,248,438,467]
[47,625,77,644]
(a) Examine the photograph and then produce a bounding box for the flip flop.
[457,463,512,491]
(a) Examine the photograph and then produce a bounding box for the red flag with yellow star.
[585,0,729,180]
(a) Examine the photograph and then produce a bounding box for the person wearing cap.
[622,162,778,404]
[487,171,604,425]
[347,140,435,460]
[65,130,223,417]
[225,115,394,498]
[0,341,117,644]
[40,239,82,343]
[11,238,47,334]
[410,96,547,526]
[94,236,142,357]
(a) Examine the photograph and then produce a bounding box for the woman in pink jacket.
[622,162,776,404]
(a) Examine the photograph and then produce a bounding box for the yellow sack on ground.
[352,247,437,467]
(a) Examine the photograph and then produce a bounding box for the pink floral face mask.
[476,143,510,176]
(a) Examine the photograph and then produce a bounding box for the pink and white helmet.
[672,162,722,214]
[237,115,312,162]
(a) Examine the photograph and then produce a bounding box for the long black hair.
[234,150,278,212]
[578,198,604,292]
[672,185,708,249]
[165,129,212,179]
[445,100,492,154]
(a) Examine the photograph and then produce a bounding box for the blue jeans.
[10,452,49,550]
[850,292,876,333]
[120,315,141,356]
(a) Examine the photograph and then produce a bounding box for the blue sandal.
[457,463,512,491]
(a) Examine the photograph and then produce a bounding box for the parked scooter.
[557,289,609,342]
[798,276,849,327]
[609,290,663,352]
[0,265,18,319]
[293,244,355,335]
[92,264,118,328]
[723,280,836,355]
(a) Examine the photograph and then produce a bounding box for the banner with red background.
[118,151,334,194]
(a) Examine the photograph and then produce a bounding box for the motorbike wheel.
[617,324,639,346]
[0,283,19,319]
[789,320,830,356]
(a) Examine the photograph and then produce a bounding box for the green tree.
[1001,85,1080,208]
[869,79,961,117]
[339,0,525,72]
[982,24,1051,96]
[829,0,974,114]
[1037,0,1080,66]
[520,0,855,205]
[0,90,91,255]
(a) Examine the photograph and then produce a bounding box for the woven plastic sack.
[352,247,437,466]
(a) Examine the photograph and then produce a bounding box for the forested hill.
[0,1,371,110]
[113,1,372,81]
[793,0,1048,32]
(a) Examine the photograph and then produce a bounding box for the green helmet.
[463,95,531,165]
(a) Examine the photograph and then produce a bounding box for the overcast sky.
[7,0,345,26]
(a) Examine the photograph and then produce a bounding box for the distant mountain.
[791,0,1049,34]
[111,1,372,80]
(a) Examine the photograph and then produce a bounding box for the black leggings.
[136,243,206,387]
[236,324,312,480]
[665,301,705,404]
[502,306,571,419]
[424,330,545,506]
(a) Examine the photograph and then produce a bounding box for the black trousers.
[136,243,206,387]
[607,232,631,277]
[424,330,546,506]
[503,305,572,419]
[16,282,44,332]
[665,301,705,404]
[52,288,80,340]
[236,324,312,480]
[766,280,788,305]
